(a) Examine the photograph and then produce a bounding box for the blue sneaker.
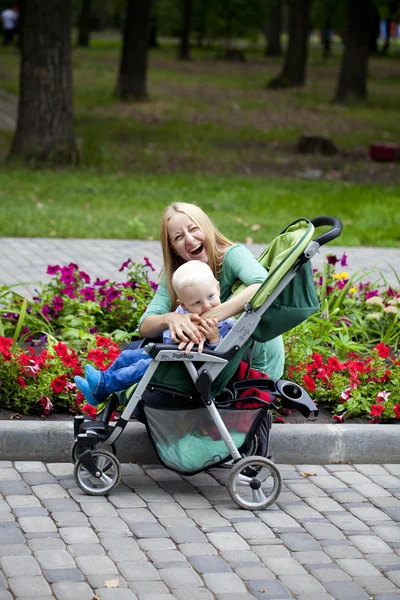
[85,364,101,394]
[74,376,99,407]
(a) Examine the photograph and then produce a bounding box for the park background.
[0,0,399,423]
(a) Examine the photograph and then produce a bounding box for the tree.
[263,0,283,57]
[178,0,193,60]
[9,0,78,165]
[268,0,311,88]
[115,0,153,101]
[77,0,92,47]
[334,0,372,102]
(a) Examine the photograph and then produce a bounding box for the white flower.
[340,388,352,401]
[384,305,398,314]
[376,391,391,403]
[388,297,399,306]
[365,296,384,306]
[367,312,382,320]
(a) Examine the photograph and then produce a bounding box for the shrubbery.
[0,254,399,422]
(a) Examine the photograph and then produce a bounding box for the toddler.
[74,261,234,406]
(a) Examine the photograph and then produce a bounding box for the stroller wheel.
[74,449,121,496]
[227,456,282,510]
[71,441,117,464]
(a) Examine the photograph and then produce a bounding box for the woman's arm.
[201,283,261,322]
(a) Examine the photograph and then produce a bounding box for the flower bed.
[0,254,399,423]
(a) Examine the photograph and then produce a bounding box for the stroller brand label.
[159,352,195,361]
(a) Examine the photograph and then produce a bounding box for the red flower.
[303,374,316,392]
[370,404,385,417]
[81,403,97,418]
[394,404,400,419]
[50,374,68,394]
[375,343,390,359]
[16,376,26,388]
[311,353,323,369]
[333,414,345,423]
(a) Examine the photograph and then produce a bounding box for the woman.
[139,202,284,379]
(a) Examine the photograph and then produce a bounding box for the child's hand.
[199,318,220,346]
[178,333,207,354]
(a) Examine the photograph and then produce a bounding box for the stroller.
[72,216,342,510]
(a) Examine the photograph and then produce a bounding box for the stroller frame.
[73,216,342,510]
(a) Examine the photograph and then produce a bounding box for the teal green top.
[139,244,284,379]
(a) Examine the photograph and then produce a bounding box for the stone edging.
[1,421,399,464]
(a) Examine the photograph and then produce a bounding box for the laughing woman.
[139,202,284,378]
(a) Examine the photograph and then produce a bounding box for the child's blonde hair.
[171,261,216,297]
[160,202,233,309]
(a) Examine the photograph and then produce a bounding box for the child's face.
[178,280,221,315]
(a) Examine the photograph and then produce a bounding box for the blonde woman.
[139,202,284,379]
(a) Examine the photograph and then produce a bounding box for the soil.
[0,403,376,425]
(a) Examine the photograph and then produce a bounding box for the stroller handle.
[311,216,343,247]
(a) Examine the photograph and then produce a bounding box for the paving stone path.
[1,461,400,600]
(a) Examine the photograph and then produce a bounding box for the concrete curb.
[1,421,399,464]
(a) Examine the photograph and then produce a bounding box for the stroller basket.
[143,399,268,475]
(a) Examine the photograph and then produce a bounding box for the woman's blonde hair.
[160,202,233,309]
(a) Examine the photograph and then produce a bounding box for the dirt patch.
[0,403,380,425]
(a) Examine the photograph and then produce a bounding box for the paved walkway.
[0,238,399,290]
[1,460,400,600]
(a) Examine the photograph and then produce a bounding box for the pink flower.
[60,266,75,285]
[327,254,339,265]
[340,253,348,267]
[41,304,51,321]
[94,278,109,286]
[38,396,54,415]
[365,290,379,300]
[78,270,91,284]
[119,259,132,272]
[80,287,96,302]
[52,295,64,312]
[47,265,61,275]
[376,391,391,403]
[340,388,351,402]
[144,256,155,271]
[60,285,77,299]
[149,281,158,291]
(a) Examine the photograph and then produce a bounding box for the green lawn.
[0,36,400,245]
[0,169,399,246]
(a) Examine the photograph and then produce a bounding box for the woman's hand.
[165,311,204,346]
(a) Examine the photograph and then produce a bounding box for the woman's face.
[168,212,208,264]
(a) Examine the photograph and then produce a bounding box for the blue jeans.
[95,348,152,395]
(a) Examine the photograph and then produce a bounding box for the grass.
[0,34,400,245]
[0,169,399,246]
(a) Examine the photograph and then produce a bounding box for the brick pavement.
[1,461,400,600]
[0,238,399,291]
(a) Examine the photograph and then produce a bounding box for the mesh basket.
[143,400,267,475]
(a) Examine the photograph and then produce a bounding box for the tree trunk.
[77,0,92,48]
[264,0,283,57]
[178,0,193,60]
[9,0,78,165]
[368,3,380,53]
[334,0,371,102]
[148,15,158,48]
[268,0,310,88]
[115,0,153,101]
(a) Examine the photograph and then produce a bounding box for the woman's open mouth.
[189,244,204,257]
